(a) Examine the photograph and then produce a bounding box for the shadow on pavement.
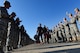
[43,48,80,53]
[26,43,79,50]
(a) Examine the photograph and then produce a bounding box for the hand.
[9,15,13,18]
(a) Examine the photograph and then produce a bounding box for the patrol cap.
[64,18,66,20]
[60,21,62,23]
[69,13,73,16]
[11,12,16,16]
[74,8,79,11]
[16,17,22,22]
[39,23,41,25]
[4,1,11,7]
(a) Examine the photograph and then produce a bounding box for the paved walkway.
[6,42,80,53]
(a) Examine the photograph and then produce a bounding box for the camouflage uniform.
[76,11,80,22]
[60,22,67,42]
[51,27,56,43]
[13,18,20,49]
[20,25,25,46]
[7,12,16,51]
[55,26,59,42]
[63,18,72,42]
[74,8,80,23]
[69,14,79,41]
[0,5,10,52]
[57,24,63,42]
[51,27,58,43]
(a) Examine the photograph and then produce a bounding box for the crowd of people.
[0,1,34,53]
[1,0,80,53]
[34,8,80,44]
[51,8,80,43]
[34,24,52,44]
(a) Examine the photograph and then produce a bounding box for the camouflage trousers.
[0,18,8,52]
[70,26,79,41]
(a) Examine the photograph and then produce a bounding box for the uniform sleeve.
[74,14,78,21]
[1,7,9,18]
[77,12,80,20]
[67,20,72,24]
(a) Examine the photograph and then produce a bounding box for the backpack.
[34,35,38,40]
